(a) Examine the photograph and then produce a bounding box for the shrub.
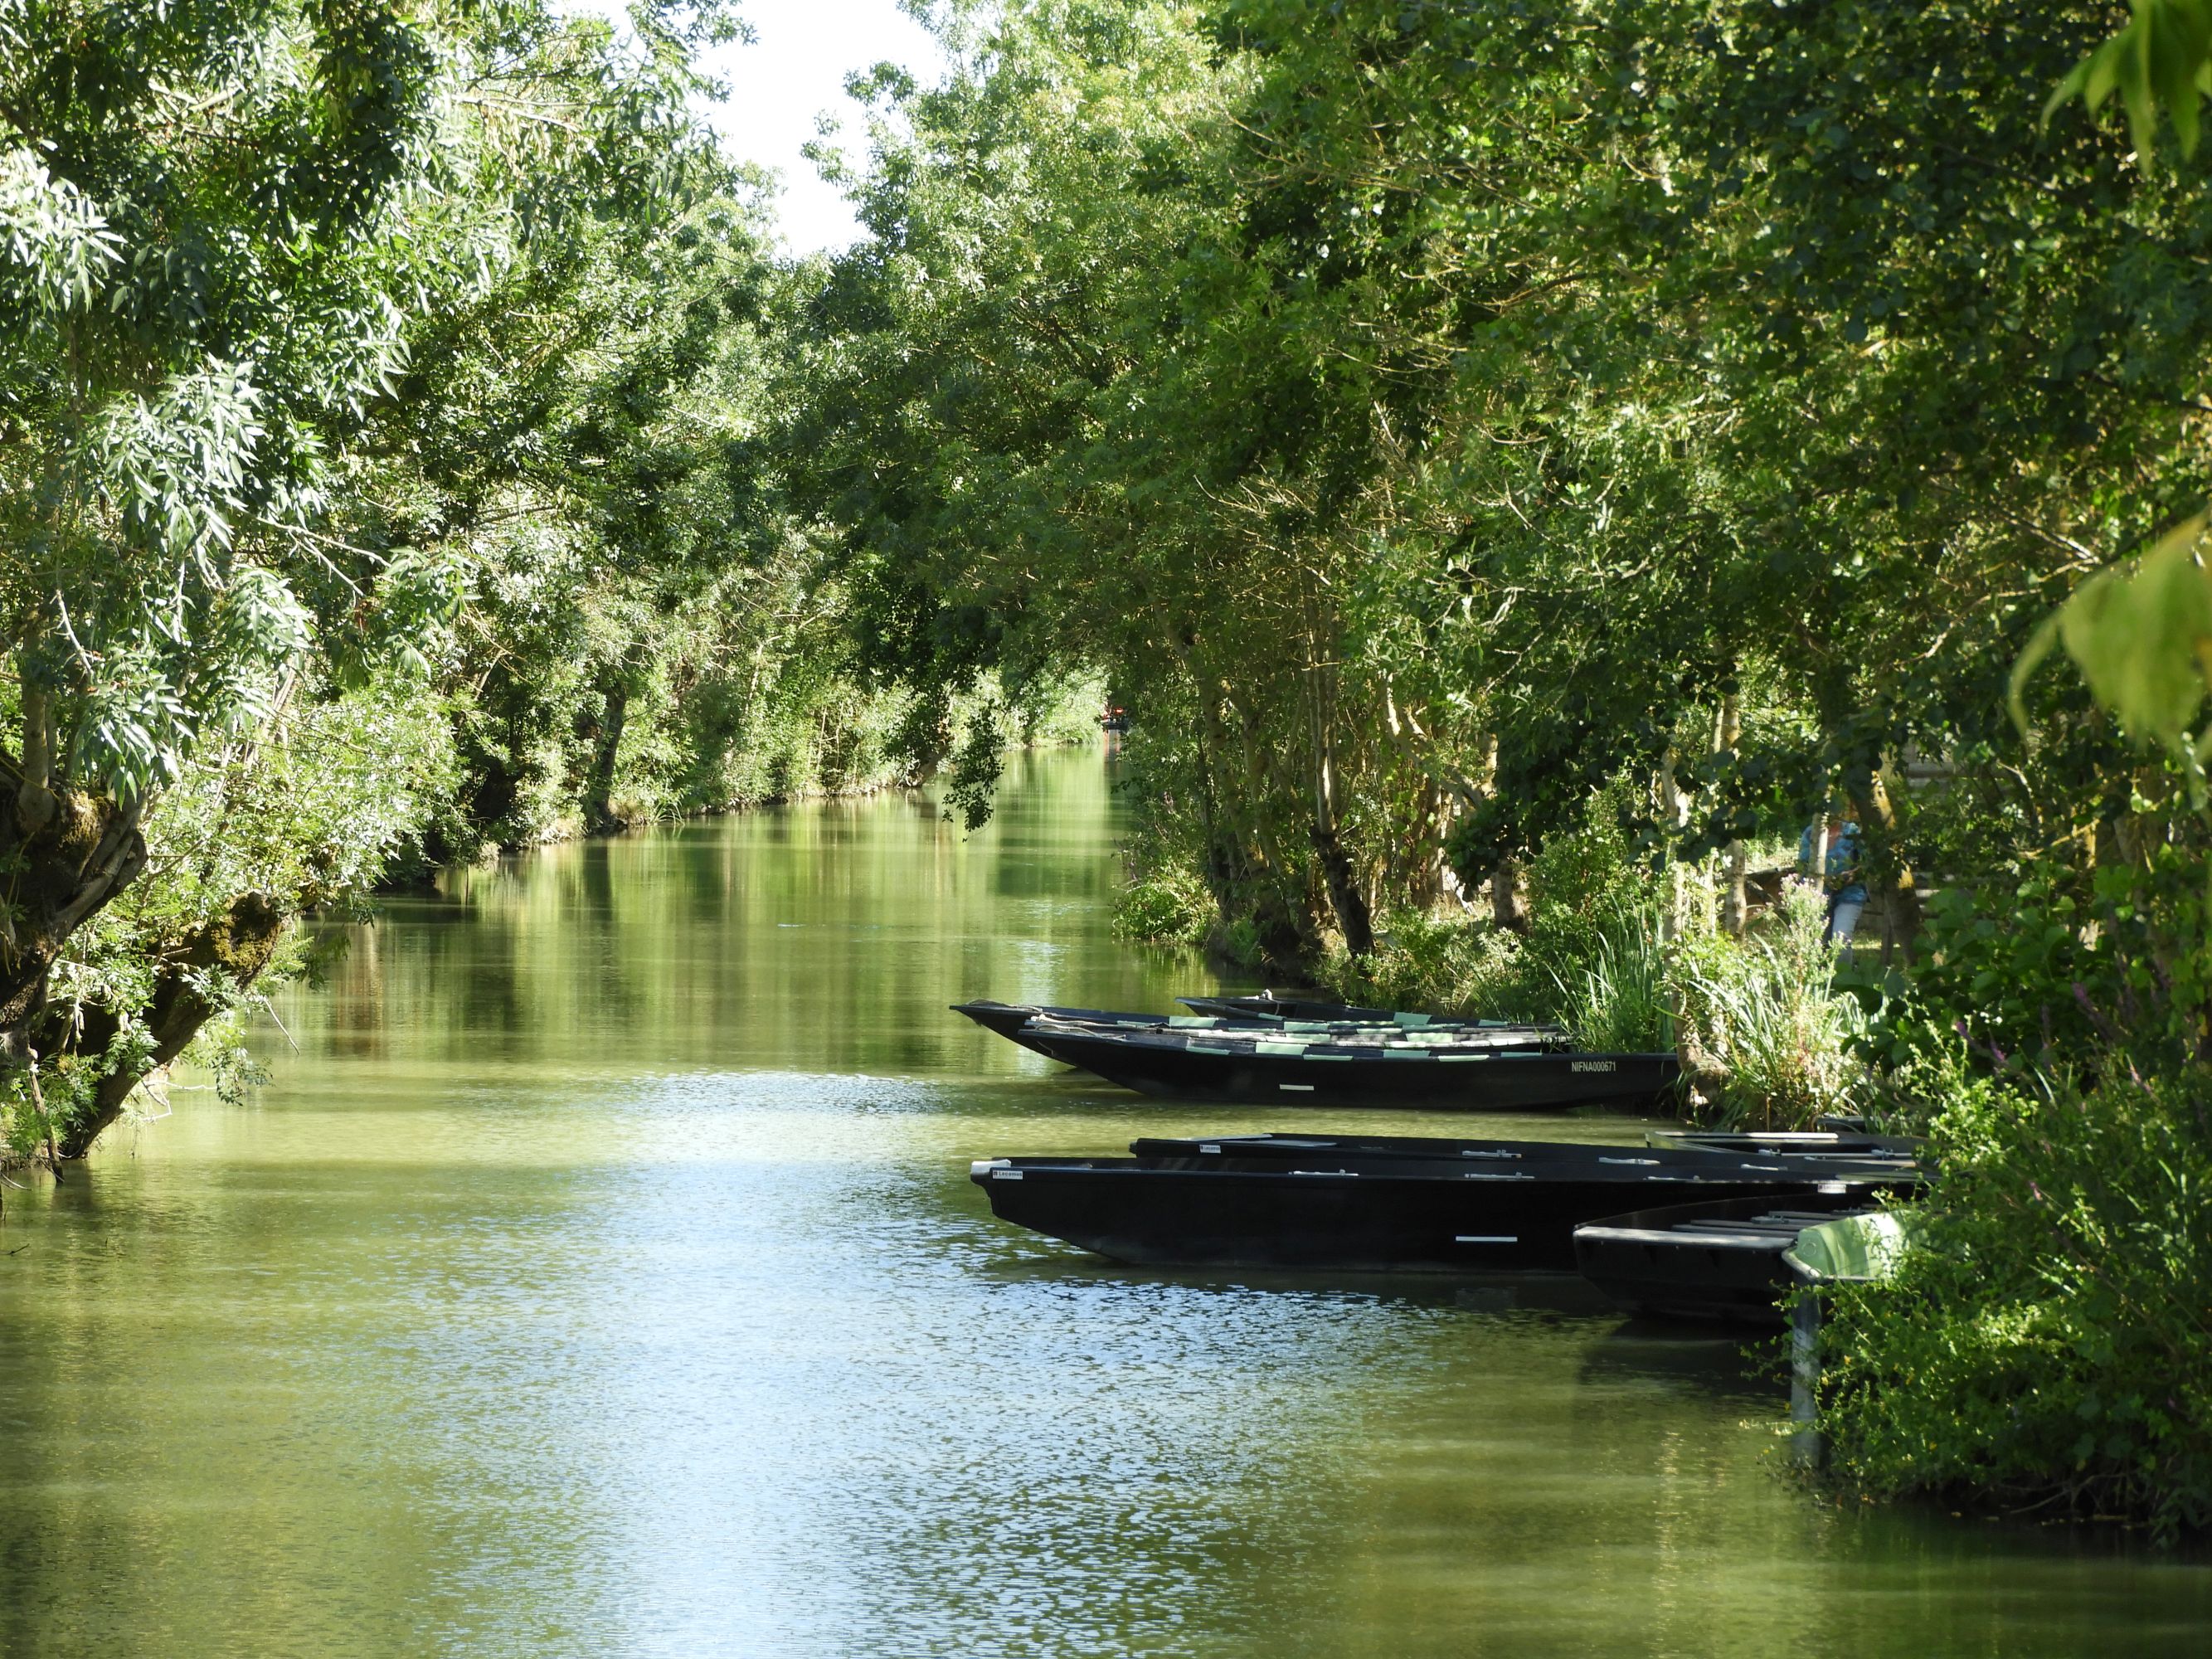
[1319,786,1675,1044]
[1325,907,1532,1019]
[1815,1064,2212,1542]
[1112,868,1214,946]
[1670,878,1869,1127]
[1543,898,1671,1053]
[1866,852,2212,1088]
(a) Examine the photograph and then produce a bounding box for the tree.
[0,0,724,1158]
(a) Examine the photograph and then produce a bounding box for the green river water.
[1,747,2206,1657]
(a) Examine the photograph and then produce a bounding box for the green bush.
[1325,907,1531,1019]
[1320,798,1673,1049]
[1815,1063,2212,1541]
[1111,869,1214,946]
[1325,844,1877,1127]
[1537,896,1671,1053]
[1868,853,2212,1087]
[1670,879,1869,1128]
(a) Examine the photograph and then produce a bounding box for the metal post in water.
[1790,1282,1823,1468]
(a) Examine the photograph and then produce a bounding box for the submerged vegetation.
[1,0,2207,1533]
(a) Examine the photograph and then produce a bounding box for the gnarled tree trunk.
[1310,817,1375,958]
[59,894,290,1159]
[1,759,150,1085]
[0,688,293,1165]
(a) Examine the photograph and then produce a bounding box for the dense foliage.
[1817,1067,2212,1542]
[0,0,912,1161]
[783,0,2212,1531]
[4,0,2206,1537]
[785,0,2205,973]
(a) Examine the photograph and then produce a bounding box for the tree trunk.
[16,686,56,837]
[1311,819,1375,957]
[1864,767,1922,966]
[0,774,151,1165]
[1657,747,1692,946]
[581,676,632,834]
[1719,693,1748,935]
[1489,856,1529,932]
[0,785,148,1068]
[1309,708,1373,956]
[60,893,291,1159]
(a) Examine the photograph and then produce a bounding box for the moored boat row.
[956,990,1916,1326]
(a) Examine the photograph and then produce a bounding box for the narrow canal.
[0,748,2205,1657]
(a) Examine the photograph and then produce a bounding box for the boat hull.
[970,1159,1856,1272]
[950,1000,1183,1058]
[1021,1028,1676,1110]
[1574,1193,1883,1324]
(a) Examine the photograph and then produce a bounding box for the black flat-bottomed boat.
[970,1136,1909,1272]
[1573,1191,1893,1324]
[952,999,1190,1058]
[1644,1127,1926,1160]
[1016,1019,1670,1111]
[951,998,1563,1072]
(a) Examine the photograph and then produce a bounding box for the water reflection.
[0,749,2205,1657]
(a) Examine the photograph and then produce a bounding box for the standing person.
[1798,810,1869,956]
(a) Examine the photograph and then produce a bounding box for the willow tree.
[0,0,722,1158]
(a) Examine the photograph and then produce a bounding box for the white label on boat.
[1278,1083,1315,1092]
[1455,1235,1518,1244]
[1199,1144,1221,1154]
[1598,1156,1658,1165]
[993,1169,1024,1180]
[1572,1060,1617,1073]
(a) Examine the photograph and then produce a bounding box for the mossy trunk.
[0,768,148,1083]
[59,894,291,1159]
[2,713,294,1162]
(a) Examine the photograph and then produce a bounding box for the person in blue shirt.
[1798,812,1869,956]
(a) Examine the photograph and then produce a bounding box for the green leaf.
[2049,0,2212,168]
[2056,513,2212,753]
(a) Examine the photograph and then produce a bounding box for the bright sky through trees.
[692,0,950,253]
